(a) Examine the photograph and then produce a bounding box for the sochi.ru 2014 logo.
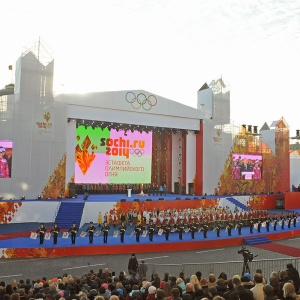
[125,92,157,111]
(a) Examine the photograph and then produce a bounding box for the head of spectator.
[283,282,297,300]
[207,287,218,299]
[218,273,227,283]
[232,278,242,288]
[253,273,263,285]
[279,271,289,282]
[240,276,254,290]
[163,273,169,283]
[182,294,192,300]
[10,293,20,300]
[186,283,195,293]
[213,297,225,300]
[195,272,202,282]
[190,275,200,290]
[171,288,181,300]
[176,278,186,295]
[208,274,216,287]
[162,282,172,297]
[155,289,165,300]
[263,285,274,298]
[110,296,119,300]
[200,278,208,289]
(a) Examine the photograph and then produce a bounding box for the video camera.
[238,246,257,262]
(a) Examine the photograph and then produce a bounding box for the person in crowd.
[134,220,143,243]
[148,220,155,242]
[128,254,139,273]
[223,279,235,300]
[215,279,227,297]
[250,273,264,300]
[282,282,298,300]
[263,285,277,300]
[138,261,148,280]
[286,263,300,293]
[231,277,254,300]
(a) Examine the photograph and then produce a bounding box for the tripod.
[242,258,251,275]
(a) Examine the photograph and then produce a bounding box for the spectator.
[286,264,300,293]
[146,286,156,300]
[231,277,253,300]
[282,282,298,300]
[207,287,217,300]
[262,285,277,300]
[162,283,172,300]
[215,279,227,297]
[269,276,280,298]
[189,276,200,290]
[279,271,292,300]
[185,283,195,299]
[208,275,216,288]
[155,289,165,300]
[171,288,181,300]
[176,279,186,295]
[241,276,254,290]
[128,255,139,274]
[223,279,234,300]
[250,274,264,300]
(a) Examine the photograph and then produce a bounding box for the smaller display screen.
[232,153,262,180]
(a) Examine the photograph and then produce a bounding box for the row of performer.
[33,214,299,245]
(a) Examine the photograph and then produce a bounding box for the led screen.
[75,126,152,184]
[232,153,262,180]
[0,140,12,178]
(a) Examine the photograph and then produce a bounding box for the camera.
[238,246,255,262]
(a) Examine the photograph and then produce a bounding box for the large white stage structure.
[0,44,290,200]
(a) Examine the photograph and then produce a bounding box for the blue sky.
[1,0,299,138]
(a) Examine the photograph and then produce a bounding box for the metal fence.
[151,257,300,279]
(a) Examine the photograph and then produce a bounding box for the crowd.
[1,254,300,300]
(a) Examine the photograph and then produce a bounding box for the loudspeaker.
[176,197,181,200]
[120,199,126,202]
[185,197,190,200]
[134,199,139,202]
[146,198,152,201]
[193,197,199,200]
[158,198,164,200]
[69,186,76,198]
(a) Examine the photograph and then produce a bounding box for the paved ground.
[1,237,299,283]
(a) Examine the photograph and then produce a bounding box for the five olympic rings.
[130,148,145,157]
[125,92,157,111]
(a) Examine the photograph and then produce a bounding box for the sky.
[0,0,300,139]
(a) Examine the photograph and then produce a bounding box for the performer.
[227,217,233,236]
[273,213,278,231]
[215,220,221,237]
[148,220,155,242]
[293,211,298,228]
[178,219,185,240]
[188,219,197,239]
[86,221,96,244]
[50,223,60,244]
[119,222,127,243]
[164,220,171,241]
[97,211,102,227]
[134,220,143,242]
[280,213,285,230]
[249,216,254,234]
[68,222,79,244]
[287,212,292,229]
[102,221,110,243]
[265,214,272,232]
[237,217,243,235]
[257,215,263,233]
[36,223,46,245]
[202,218,209,238]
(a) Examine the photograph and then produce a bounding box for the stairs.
[226,197,249,211]
[244,236,271,245]
[55,201,85,229]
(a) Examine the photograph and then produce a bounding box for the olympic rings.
[125,92,157,111]
[130,148,145,157]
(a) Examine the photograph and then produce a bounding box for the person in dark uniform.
[102,221,110,243]
[215,220,221,237]
[178,219,185,240]
[134,220,142,242]
[86,221,96,244]
[249,216,254,234]
[188,219,197,239]
[50,223,60,244]
[36,223,46,245]
[148,220,155,242]
[287,212,292,229]
[128,253,138,273]
[119,222,127,243]
[293,211,298,227]
[164,221,171,241]
[273,213,278,231]
[68,222,79,244]
[257,215,263,233]
[227,218,233,236]
[237,217,243,235]
[265,214,272,232]
[202,218,209,238]
[280,213,285,230]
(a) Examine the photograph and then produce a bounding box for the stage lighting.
[21,196,25,200]
[38,195,41,199]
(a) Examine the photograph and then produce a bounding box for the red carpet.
[254,243,300,257]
